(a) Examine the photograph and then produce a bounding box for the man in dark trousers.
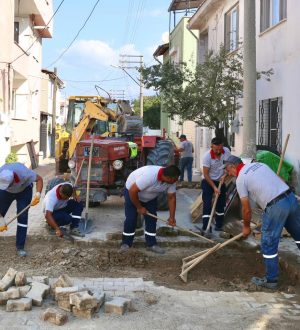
[43,183,84,238]
[201,137,231,232]
[224,155,300,289]
[178,134,194,182]
[0,162,43,257]
[120,165,181,254]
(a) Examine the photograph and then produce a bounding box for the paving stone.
[31,276,49,285]
[93,291,105,312]
[69,291,98,310]
[55,286,79,301]
[72,306,94,319]
[51,274,73,292]
[105,297,132,315]
[0,268,17,291]
[18,285,31,297]
[6,298,32,312]
[57,299,72,312]
[25,281,50,306]
[0,287,21,305]
[41,307,68,326]
[15,272,27,286]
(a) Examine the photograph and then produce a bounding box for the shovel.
[0,203,31,232]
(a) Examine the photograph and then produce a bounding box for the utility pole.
[119,55,144,118]
[51,67,58,158]
[242,0,257,158]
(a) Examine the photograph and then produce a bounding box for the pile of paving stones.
[0,268,132,326]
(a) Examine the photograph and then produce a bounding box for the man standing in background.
[178,134,194,183]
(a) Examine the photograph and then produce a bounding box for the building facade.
[0,0,53,166]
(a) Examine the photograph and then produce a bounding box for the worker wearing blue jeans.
[224,155,300,289]
[178,135,194,182]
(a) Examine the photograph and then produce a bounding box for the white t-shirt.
[236,162,289,209]
[125,165,176,202]
[202,147,231,181]
[43,183,73,213]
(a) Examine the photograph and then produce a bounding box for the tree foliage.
[133,96,161,129]
[141,45,273,141]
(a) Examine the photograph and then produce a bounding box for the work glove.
[31,192,41,206]
[0,215,7,232]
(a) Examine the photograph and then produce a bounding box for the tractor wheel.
[146,140,175,211]
[146,140,174,166]
[45,177,65,194]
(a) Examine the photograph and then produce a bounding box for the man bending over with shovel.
[224,155,300,289]
[0,162,43,257]
[43,183,84,238]
[120,165,181,254]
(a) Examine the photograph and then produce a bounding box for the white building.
[0,0,53,167]
[187,0,300,189]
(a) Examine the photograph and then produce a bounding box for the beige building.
[0,0,53,167]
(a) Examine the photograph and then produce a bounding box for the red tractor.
[49,96,180,210]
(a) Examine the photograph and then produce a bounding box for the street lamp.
[111,65,143,118]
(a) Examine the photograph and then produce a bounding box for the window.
[225,4,239,52]
[260,0,287,32]
[14,22,19,43]
[258,97,282,152]
[199,31,208,64]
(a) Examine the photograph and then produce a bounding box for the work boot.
[70,227,85,237]
[146,245,165,254]
[251,277,278,290]
[17,249,27,257]
[119,243,130,253]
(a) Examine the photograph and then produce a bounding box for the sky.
[42,0,174,101]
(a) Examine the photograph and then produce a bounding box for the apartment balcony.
[15,0,53,38]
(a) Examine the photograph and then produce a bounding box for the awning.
[168,0,205,12]
[153,43,169,57]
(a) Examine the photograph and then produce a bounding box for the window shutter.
[280,0,287,20]
[225,12,231,51]
[260,0,270,32]
[236,6,239,48]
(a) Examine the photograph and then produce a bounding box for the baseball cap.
[223,155,243,168]
[179,134,186,139]
[0,170,14,190]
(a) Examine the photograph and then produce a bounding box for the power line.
[11,0,66,64]
[46,0,101,68]
[62,76,124,83]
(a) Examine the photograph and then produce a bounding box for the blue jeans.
[122,188,158,247]
[180,157,193,182]
[0,185,33,249]
[261,193,300,281]
[201,179,226,230]
[52,200,83,229]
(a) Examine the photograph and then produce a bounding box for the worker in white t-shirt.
[201,137,231,233]
[120,165,181,254]
[43,183,84,238]
[0,162,43,257]
[224,155,300,289]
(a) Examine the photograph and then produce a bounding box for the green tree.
[141,45,272,143]
[133,96,161,129]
